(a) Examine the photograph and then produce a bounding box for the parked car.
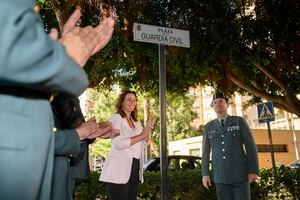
[289,160,300,169]
[143,155,202,172]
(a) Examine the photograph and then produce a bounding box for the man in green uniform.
[202,93,259,200]
[0,1,115,199]
[51,97,113,200]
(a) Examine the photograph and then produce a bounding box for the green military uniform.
[202,115,259,200]
[68,99,93,197]
[69,140,92,195]
[52,130,81,200]
[51,97,92,200]
[0,0,88,199]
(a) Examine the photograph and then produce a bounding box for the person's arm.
[109,114,149,150]
[54,129,81,157]
[239,117,259,175]
[54,121,99,156]
[1,3,115,97]
[129,130,149,146]
[109,114,154,150]
[132,118,155,145]
[75,119,103,140]
[108,114,131,149]
[0,1,88,96]
[112,129,148,150]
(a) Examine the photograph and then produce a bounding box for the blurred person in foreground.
[0,0,115,199]
[51,96,118,200]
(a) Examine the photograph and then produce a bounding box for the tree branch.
[255,62,300,107]
[228,70,300,117]
[249,80,263,91]
[227,71,284,103]
[272,101,294,115]
[254,63,288,92]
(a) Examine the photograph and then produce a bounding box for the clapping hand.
[145,117,156,133]
[87,121,113,139]
[143,117,156,143]
[75,117,100,140]
[97,129,120,139]
[49,7,115,67]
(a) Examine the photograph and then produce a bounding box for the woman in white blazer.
[100,90,155,200]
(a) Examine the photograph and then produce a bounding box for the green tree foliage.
[86,89,118,121]
[40,0,300,116]
[85,88,199,158]
[89,139,111,159]
[166,93,199,141]
[86,89,117,158]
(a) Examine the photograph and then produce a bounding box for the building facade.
[173,86,300,168]
[169,130,300,169]
[191,86,300,130]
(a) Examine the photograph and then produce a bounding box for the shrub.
[74,166,300,200]
[74,171,108,200]
[139,169,217,200]
[258,166,300,200]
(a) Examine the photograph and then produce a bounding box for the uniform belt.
[0,86,49,100]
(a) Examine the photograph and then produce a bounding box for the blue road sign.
[257,101,275,123]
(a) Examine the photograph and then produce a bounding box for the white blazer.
[100,114,147,184]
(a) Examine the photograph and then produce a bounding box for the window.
[173,151,180,155]
[179,158,196,170]
[257,144,288,152]
[190,149,200,157]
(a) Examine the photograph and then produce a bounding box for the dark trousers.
[215,182,250,200]
[106,158,140,200]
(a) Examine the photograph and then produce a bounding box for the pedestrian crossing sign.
[257,101,275,123]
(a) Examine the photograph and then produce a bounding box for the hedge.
[74,166,300,200]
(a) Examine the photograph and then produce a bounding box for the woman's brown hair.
[115,90,138,122]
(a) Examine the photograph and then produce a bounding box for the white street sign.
[133,23,190,48]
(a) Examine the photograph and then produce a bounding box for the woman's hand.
[143,117,156,143]
[144,117,155,133]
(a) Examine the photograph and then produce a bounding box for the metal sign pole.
[257,101,276,170]
[290,116,300,160]
[267,121,276,169]
[159,44,168,200]
[133,23,189,200]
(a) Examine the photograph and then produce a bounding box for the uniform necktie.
[221,119,225,128]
